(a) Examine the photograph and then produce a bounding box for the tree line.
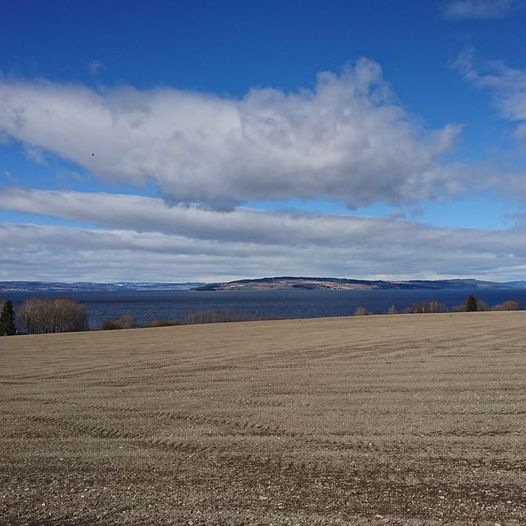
[0,293,523,336]
[353,294,521,316]
[102,310,262,330]
[0,297,88,335]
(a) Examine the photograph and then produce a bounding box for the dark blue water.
[7,288,526,329]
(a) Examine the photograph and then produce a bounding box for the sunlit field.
[2,312,526,525]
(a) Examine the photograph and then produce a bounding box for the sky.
[1,0,526,282]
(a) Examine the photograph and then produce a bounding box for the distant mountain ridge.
[0,281,204,293]
[1,277,526,294]
[193,276,526,291]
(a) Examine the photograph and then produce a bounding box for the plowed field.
[1,312,526,525]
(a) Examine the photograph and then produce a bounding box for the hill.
[193,275,526,291]
[0,281,204,293]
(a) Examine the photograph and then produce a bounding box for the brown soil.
[1,312,526,525]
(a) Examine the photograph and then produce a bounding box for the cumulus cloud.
[442,0,521,19]
[1,188,526,281]
[0,60,462,209]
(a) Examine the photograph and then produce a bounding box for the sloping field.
[1,312,526,525]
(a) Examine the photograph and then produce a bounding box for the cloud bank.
[0,60,461,209]
[2,188,526,282]
[442,0,521,20]
[1,57,524,282]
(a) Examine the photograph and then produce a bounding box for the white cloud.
[0,60,462,209]
[23,145,47,165]
[3,171,17,184]
[442,0,521,19]
[454,49,526,196]
[455,49,526,121]
[0,187,469,248]
[1,188,526,282]
[455,49,526,184]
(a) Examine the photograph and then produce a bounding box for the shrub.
[102,320,121,330]
[146,311,261,327]
[492,300,521,311]
[477,300,489,311]
[115,314,137,329]
[182,311,259,324]
[102,315,137,330]
[146,319,178,327]
[353,306,369,316]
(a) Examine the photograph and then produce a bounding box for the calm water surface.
[7,288,526,329]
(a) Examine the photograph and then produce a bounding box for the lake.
[6,288,526,329]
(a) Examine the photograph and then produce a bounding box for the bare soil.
[1,312,526,525]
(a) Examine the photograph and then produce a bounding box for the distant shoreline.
[3,287,526,330]
[3,276,526,294]
[192,276,526,292]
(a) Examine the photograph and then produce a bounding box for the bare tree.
[406,302,425,314]
[18,298,44,334]
[427,300,447,313]
[407,301,446,314]
[18,298,88,333]
[477,300,489,312]
[51,298,88,332]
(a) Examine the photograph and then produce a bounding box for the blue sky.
[1,0,526,281]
